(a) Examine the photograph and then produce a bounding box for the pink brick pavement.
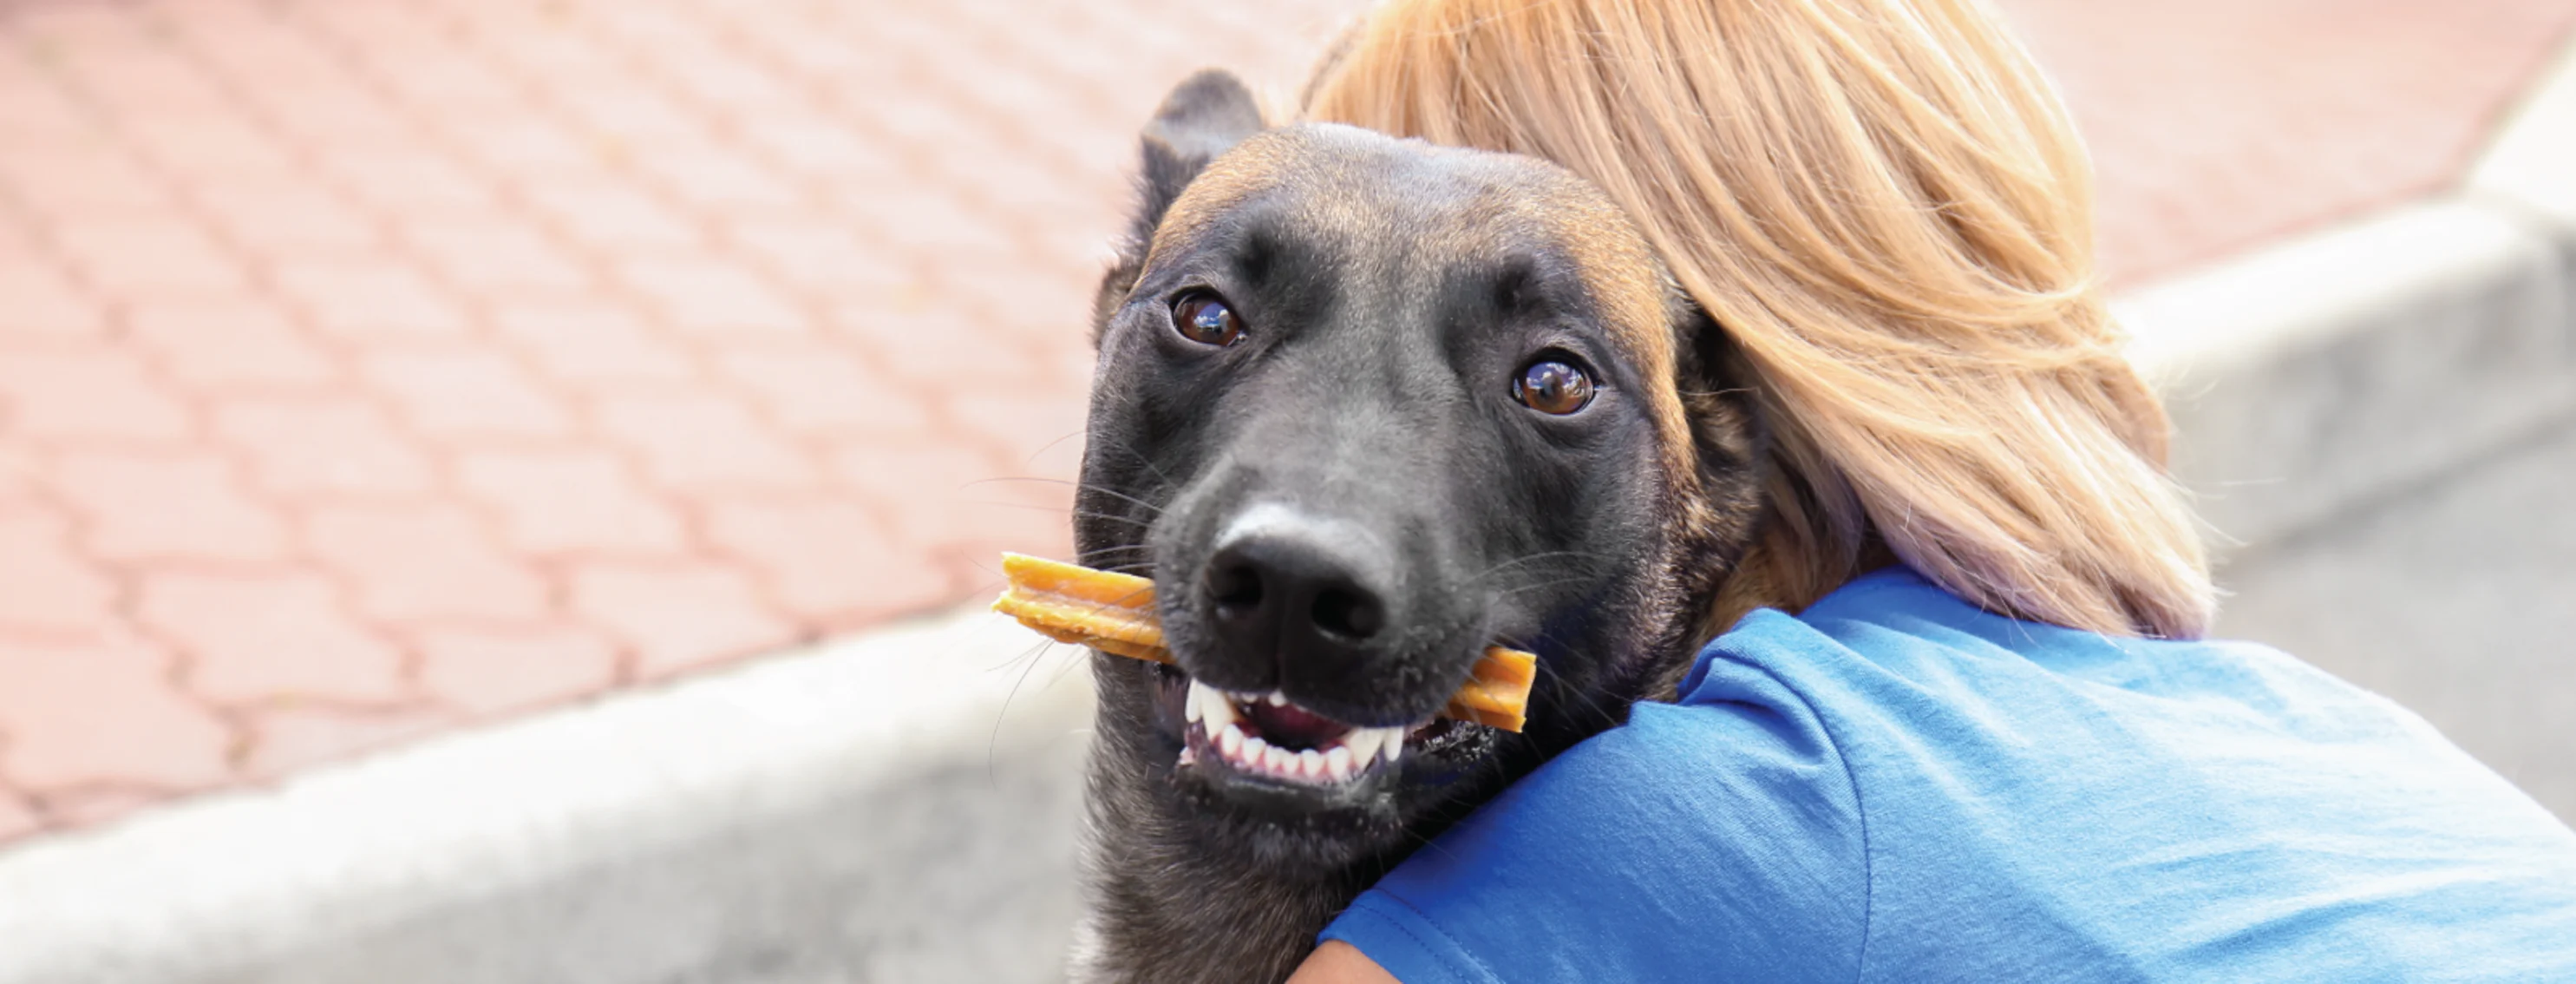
[0,0,2568,844]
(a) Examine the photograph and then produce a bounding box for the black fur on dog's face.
[1076,73,1767,877]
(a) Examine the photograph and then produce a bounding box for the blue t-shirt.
[1322,567,2576,981]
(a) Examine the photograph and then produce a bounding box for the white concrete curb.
[0,38,2568,984]
[2124,38,2576,554]
[0,605,1099,984]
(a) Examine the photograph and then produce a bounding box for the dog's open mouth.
[1169,677,1474,790]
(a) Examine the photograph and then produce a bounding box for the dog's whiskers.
[1083,435,1186,493]
[959,502,1160,530]
[967,476,1169,517]
[1470,549,1597,585]
[1491,574,1596,600]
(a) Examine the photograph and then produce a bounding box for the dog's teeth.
[1324,745,1353,781]
[1242,733,1270,765]
[1384,736,1402,764]
[1343,728,1383,766]
[1188,680,1239,730]
[1298,748,1324,779]
[1184,691,1201,724]
[1265,691,1287,706]
[1219,723,1245,758]
[1264,744,1293,775]
[1340,730,1375,765]
[1177,746,1198,767]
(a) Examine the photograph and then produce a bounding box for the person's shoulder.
[1677,565,2024,713]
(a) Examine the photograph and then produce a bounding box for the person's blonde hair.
[1302,0,2213,638]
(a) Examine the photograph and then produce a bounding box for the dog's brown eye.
[1172,292,1242,346]
[1514,358,1594,415]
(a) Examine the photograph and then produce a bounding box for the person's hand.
[1287,941,1400,984]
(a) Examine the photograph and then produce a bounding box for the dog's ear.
[1675,305,1768,487]
[1132,69,1265,244]
[1093,70,1264,343]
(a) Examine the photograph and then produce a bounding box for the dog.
[1067,70,1773,982]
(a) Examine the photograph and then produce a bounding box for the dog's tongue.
[1246,700,1348,751]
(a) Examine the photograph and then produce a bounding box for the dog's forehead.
[1154,125,1674,356]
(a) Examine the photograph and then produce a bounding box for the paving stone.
[592,391,820,493]
[302,504,552,624]
[271,259,476,341]
[136,570,408,705]
[0,785,36,842]
[0,508,121,639]
[50,450,290,563]
[124,298,343,392]
[395,217,598,296]
[454,448,690,558]
[0,143,178,218]
[827,436,1078,567]
[212,395,437,499]
[180,178,386,256]
[316,152,507,219]
[412,625,622,717]
[701,496,951,626]
[0,344,193,442]
[719,217,910,300]
[120,115,297,178]
[612,254,814,339]
[840,305,1056,386]
[47,218,251,298]
[32,787,170,830]
[568,560,800,681]
[237,704,456,780]
[2001,0,2576,283]
[487,299,702,391]
[709,340,935,437]
[0,632,233,791]
[358,346,579,442]
[631,148,814,213]
[520,180,703,253]
[0,62,95,140]
[940,384,1093,465]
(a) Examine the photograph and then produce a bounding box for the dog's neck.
[1074,777,1376,983]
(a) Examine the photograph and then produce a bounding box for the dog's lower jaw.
[1071,746,1380,984]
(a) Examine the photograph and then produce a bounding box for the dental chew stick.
[993,553,1537,732]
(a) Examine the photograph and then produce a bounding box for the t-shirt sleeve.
[1320,644,1872,984]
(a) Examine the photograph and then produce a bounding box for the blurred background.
[0,0,2569,981]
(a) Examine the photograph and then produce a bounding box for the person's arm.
[1298,644,1870,983]
[1286,941,1400,984]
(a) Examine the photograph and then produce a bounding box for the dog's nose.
[1200,507,1395,685]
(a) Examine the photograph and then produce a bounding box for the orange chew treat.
[993,553,1539,732]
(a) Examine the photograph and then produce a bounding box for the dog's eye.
[1171,292,1243,346]
[1514,358,1594,415]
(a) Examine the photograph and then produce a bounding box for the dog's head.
[1077,71,1768,870]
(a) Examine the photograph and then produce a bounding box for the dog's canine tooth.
[1219,723,1246,758]
[1188,680,1239,730]
[1384,736,1402,764]
[1347,726,1394,766]
[1340,729,1376,765]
